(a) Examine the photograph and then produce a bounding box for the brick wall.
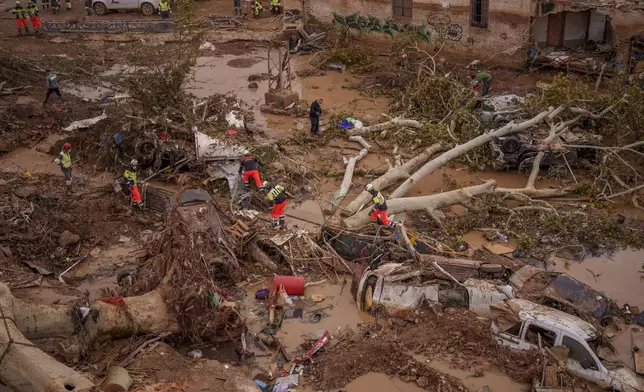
[306,0,534,56]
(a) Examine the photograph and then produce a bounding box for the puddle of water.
[12,286,80,305]
[550,248,644,308]
[285,199,325,233]
[0,147,61,175]
[34,133,66,154]
[424,360,528,392]
[71,242,141,280]
[300,372,427,392]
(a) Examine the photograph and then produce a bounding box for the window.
[470,0,489,28]
[562,336,598,370]
[525,324,557,348]
[393,0,412,19]
[501,322,523,337]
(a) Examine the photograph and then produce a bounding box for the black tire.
[480,263,503,274]
[140,2,155,15]
[501,137,521,154]
[93,1,107,15]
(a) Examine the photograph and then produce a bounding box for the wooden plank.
[547,13,565,47]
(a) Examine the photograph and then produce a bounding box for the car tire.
[93,2,107,15]
[501,137,521,154]
[480,263,504,274]
[140,2,155,16]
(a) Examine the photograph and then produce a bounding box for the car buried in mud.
[492,299,644,392]
[478,94,603,173]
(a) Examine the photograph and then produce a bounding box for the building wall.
[306,0,534,55]
[563,11,589,47]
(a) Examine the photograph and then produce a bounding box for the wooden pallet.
[227,220,250,239]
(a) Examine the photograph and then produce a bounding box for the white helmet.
[365,183,374,192]
[243,149,250,155]
[130,159,138,167]
[262,181,270,189]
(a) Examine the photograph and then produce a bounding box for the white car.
[92,0,159,16]
[492,299,644,392]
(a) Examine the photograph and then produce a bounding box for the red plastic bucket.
[273,275,305,296]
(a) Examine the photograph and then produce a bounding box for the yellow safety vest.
[267,185,284,201]
[159,0,169,11]
[270,0,278,5]
[54,151,72,168]
[27,5,38,16]
[12,6,26,18]
[372,191,385,205]
[124,169,137,186]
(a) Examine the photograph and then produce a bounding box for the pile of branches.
[124,189,244,343]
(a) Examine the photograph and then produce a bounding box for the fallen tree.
[342,143,443,216]
[347,116,422,136]
[343,181,496,230]
[331,147,368,213]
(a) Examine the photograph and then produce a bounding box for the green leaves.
[332,12,431,43]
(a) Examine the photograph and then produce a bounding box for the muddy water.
[424,360,528,392]
[550,248,644,307]
[0,147,62,175]
[285,199,325,233]
[301,372,426,392]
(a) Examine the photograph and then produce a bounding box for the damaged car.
[492,299,644,392]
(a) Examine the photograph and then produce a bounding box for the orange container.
[273,275,305,296]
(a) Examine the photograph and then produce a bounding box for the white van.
[491,299,644,392]
[91,0,159,16]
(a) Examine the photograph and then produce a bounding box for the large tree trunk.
[14,290,180,341]
[389,107,557,199]
[331,148,368,213]
[342,143,443,217]
[343,181,496,229]
[0,283,95,392]
[347,116,422,136]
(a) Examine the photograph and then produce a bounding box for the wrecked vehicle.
[490,130,602,172]
[492,299,644,392]
[356,261,512,317]
[143,186,224,233]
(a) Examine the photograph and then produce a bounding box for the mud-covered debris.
[58,230,80,247]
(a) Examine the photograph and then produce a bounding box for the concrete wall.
[563,11,589,47]
[532,15,548,46]
[306,0,534,55]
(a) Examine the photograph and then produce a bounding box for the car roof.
[508,299,598,341]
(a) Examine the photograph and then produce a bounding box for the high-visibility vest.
[12,6,27,18]
[55,151,72,168]
[371,191,387,210]
[123,169,137,186]
[270,0,278,5]
[159,0,169,11]
[267,185,285,203]
[27,4,38,16]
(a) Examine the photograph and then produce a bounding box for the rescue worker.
[252,0,262,18]
[233,0,241,16]
[64,0,71,11]
[365,183,394,228]
[11,1,29,35]
[269,0,279,14]
[238,149,265,189]
[264,181,286,229]
[309,98,322,136]
[123,159,142,206]
[472,71,493,97]
[83,0,91,15]
[159,0,170,19]
[54,143,73,189]
[26,1,41,33]
[51,0,60,14]
[44,69,63,104]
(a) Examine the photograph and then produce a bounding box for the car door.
[560,335,610,389]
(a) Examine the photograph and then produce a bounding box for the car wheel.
[501,136,521,154]
[361,276,377,311]
[480,263,503,274]
[140,2,155,16]
[93,2,107,15]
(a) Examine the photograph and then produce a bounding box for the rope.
[0,302,36,366]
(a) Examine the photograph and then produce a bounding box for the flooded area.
[302,372,427,392]
[285,199,325,233]
[422,359,528,392]
[550,248,644,307]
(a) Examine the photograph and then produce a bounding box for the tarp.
[194,131,246,161]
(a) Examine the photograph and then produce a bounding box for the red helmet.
[63,142,71,151]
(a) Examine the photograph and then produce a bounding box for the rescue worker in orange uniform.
[26,1,41,32]
[264,181,286,229]
[239,149,265,190]
[11,1,29,35]
[123,159,142,207]
[54,143,73,189]
[365,183,395,228]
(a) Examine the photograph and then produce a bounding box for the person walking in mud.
[27,0,42,32]
[309,98,323,136]
[264,181,287,229]
[233,0,241,16]
[44,69,64,104]
[159,0,170,19]
[472,71,493,97]
[54,143,73,190]
[10,1,29,35]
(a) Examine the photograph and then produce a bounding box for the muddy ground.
[1,1,644,391]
